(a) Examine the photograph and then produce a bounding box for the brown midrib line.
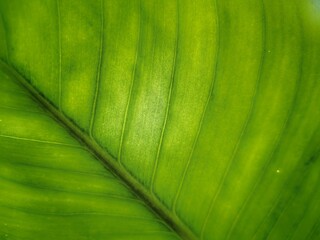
[0,60,197,240]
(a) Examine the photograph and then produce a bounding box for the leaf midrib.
[0,60,197,240]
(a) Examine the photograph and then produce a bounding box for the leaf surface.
[1,0,320,239]
[0,68,180,240]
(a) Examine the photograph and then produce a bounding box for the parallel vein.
[200,0,267,237]
[89,0,105,138]
[172,0,220,216]
[0,134,82,148]
[118,0,142,165]
[225,5,303,238]
[150,0,179,195]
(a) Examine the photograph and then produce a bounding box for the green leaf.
[0,66,180,239]
[1,0,320,239]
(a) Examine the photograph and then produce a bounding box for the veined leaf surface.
[0,66,180,239]
[0,0,320,239]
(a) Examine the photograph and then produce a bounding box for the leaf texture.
[0,68,180,239]
[1,0,320,239]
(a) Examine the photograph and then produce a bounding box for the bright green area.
[0,70,179,239]
[1,0,320,239]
